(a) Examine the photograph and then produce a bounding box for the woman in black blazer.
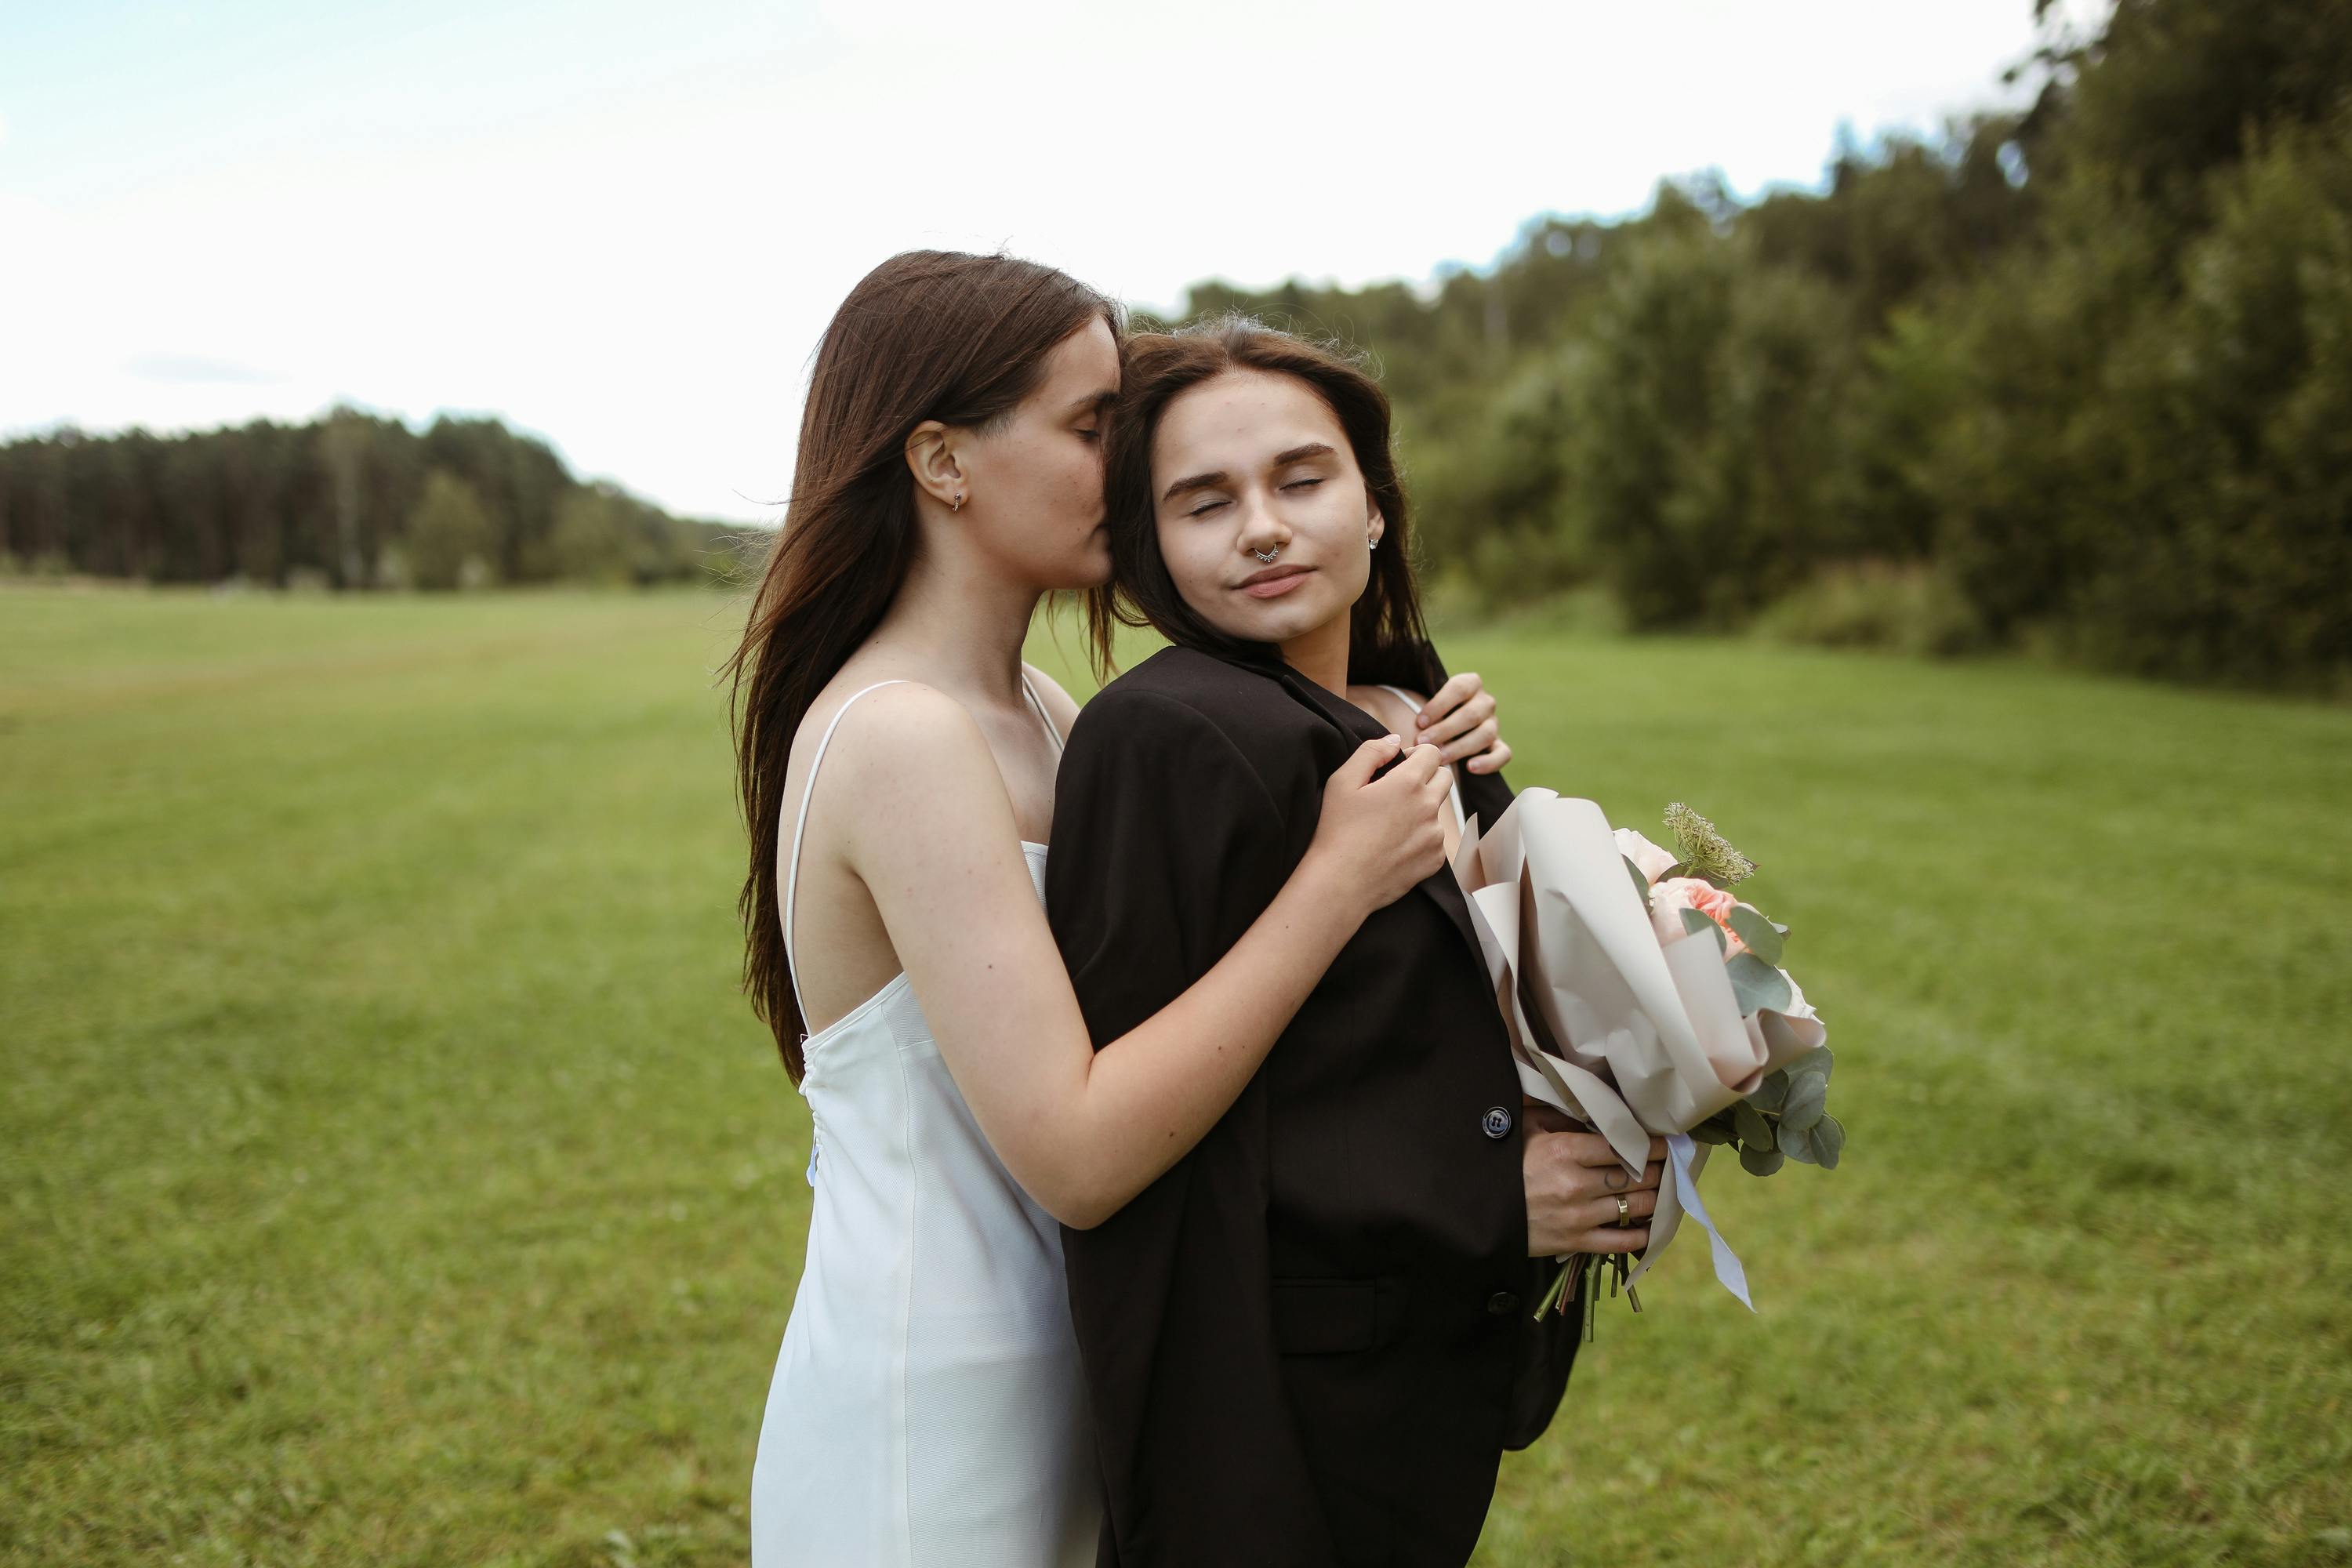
[1047,321,1669,1568]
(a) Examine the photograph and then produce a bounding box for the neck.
[1279,613,1352,701]
[865,511,1043,705]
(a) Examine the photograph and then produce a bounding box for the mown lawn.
[2,585,2347,1566]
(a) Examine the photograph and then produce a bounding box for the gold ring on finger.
[1614,1194,1631,1226]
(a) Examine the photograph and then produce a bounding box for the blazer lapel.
[1256,659,1490,970]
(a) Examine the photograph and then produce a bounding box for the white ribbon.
[1664,1132,1753,1311]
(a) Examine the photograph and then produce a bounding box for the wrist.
[1293,843,1373,926]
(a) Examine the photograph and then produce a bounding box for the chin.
[1202,604,1319,646]
[1254,590,1352,643]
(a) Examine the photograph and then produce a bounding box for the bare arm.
[829,684,1447,1229]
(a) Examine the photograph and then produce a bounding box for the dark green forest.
[5,0,2347,688]
[0,408,753,592]
[1172,0,2352,690]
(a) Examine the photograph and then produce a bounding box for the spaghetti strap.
[783,680,910,1028]
[787,675,1062,1028]
[1019,671,1064,755]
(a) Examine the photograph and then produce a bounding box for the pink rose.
[1650,877,1749,956]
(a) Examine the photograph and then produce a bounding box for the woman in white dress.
[726,252,1516,1568]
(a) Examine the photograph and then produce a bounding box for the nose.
[1236,493,1290,561]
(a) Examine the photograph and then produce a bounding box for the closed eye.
[1283,477,1324,492]
[1185,498,1229,517]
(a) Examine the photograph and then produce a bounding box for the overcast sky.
[1,0,2107,522]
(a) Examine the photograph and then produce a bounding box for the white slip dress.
[750,678,1099,1568]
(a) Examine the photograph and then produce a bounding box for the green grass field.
[4,584,2347,1567]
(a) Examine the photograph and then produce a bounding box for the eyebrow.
[1162,469,1226,503]
[1068,389,1117,415]
[1162,442,1338,503]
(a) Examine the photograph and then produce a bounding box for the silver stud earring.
[953,493,964,513]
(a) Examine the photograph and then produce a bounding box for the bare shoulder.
[797,680,1029,885]
[1020,662,1085,741]
[811,679,995,793]
[1348,682,1427,734]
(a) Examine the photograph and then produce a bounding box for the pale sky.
[0,0,2106,523]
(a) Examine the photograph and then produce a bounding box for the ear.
[905,420,969,511]
[1366,502,1386,550]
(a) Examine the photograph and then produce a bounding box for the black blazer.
[1047,644,1580,1568]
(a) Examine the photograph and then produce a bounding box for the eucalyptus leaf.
[1726,953,1793,1016]
[1747,1070,1790,1114]
[1812,1114,1846,1170]
[1726,906,1784,965]
[1777,1120,1817,1163]
[1624,856,1654,904]
[1780,1073,1828,1133]
[1739,1142,1786,1177]
[1690,1118,1736,1145]
[1679,906,1728,955]
[1734,1099,1773,1149]
[1785,1047,1835,1084]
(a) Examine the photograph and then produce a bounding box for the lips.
[1237,564,1312,598]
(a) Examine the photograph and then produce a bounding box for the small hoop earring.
[1368,535,1380,550]
[952,493,964,513]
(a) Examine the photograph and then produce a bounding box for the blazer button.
[1481,1105,1514,1139]
[1486,1290,1520,1316]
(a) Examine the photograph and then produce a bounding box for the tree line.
[0,408,755,592]
[1169,0,2352,691]
[7,0,2343,688]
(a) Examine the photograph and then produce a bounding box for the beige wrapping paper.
[1452,789,1826,1298]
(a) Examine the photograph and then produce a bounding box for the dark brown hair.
[727,250,1116,1078]
[1084,318,1443,694]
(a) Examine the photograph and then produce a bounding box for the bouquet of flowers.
[1449,794,1842,1327]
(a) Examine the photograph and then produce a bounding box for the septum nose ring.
[1252,543,1283,564]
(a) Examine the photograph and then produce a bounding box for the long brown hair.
[727,250,1116,1078]
[1084,318,1443,694]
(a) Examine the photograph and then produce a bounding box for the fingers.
[1332,733,1406,789]
[1525,1134,1663,1256]
[1565,1132,1668,1169]
[1437,717,1499,767]
[1417,689,1496,750]
[1385,741,1446,789]
[1464,739,1513,776]
[1414,672,1479,730]
[1580,1189,1660,1229]
[1526,1134,1661,1214]
[1600,1160,1667,1193]
[1558,1189,1660,1257]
